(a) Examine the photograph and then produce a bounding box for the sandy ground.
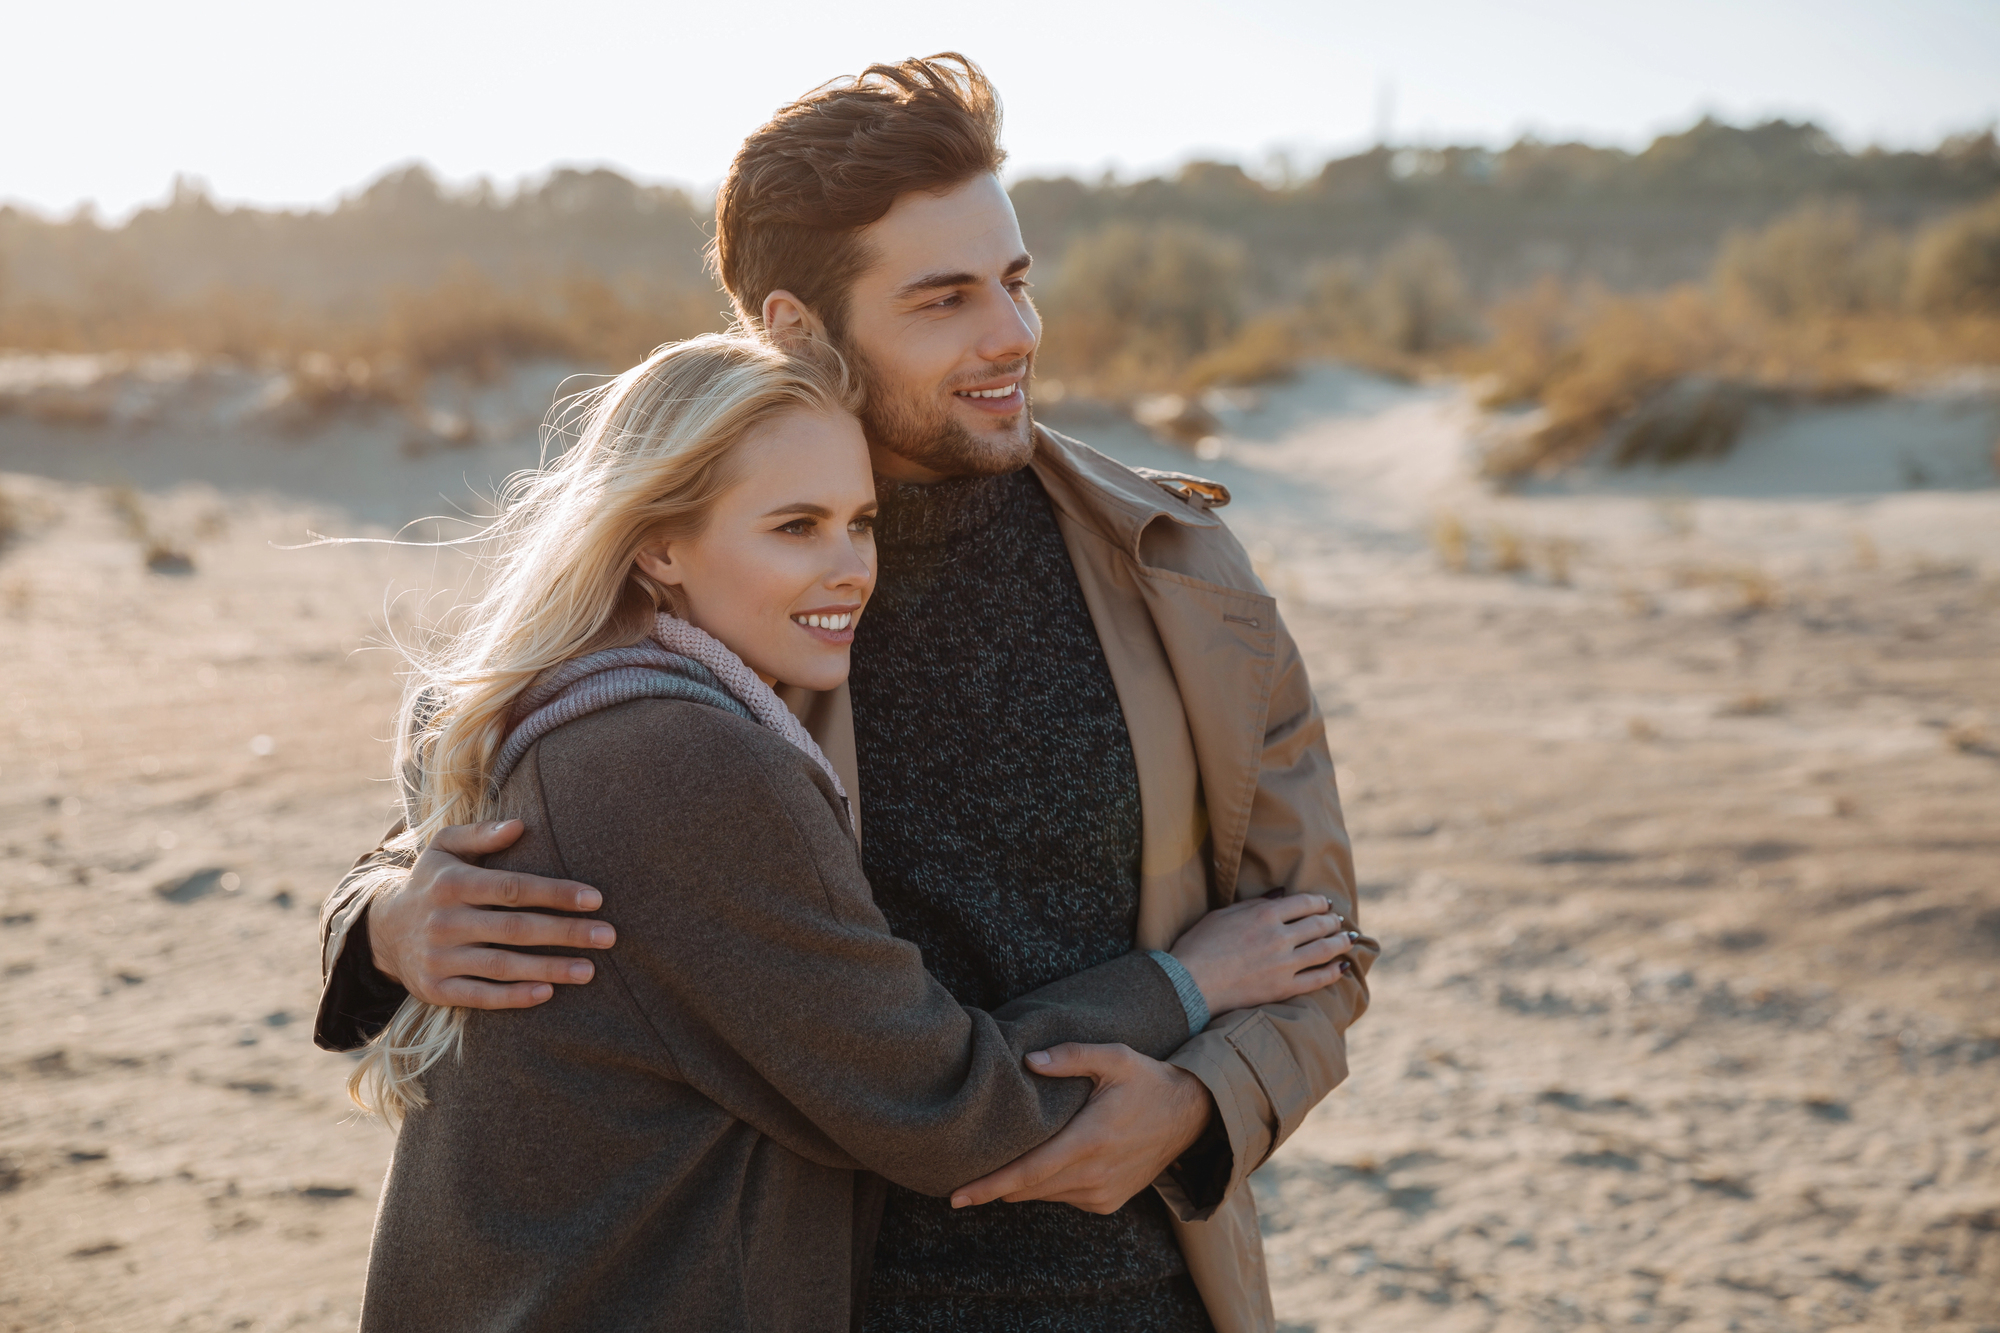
[2,361,1997,1332]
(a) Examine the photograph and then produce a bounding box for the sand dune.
[3,362,1996,1331]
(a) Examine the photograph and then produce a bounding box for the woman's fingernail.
[1346,930,1361,941]
[577,890,602,910]
[1027,1050,1052,1067]
[589,925,615,947]
[951,1194,970,1209]
[1338,960,1353,974]
[530,983,552,1000]
[568,960,593,981]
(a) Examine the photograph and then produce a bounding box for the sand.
[2,359,1997,1331]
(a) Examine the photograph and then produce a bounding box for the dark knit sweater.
[850,467,1211,1332]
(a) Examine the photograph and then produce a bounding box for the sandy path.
[3,366,1997,1331]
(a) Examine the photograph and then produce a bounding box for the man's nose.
[975,281,1038,363]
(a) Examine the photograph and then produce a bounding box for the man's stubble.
[842,340,1037,481]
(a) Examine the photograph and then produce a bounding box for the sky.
[5,0,1997,219]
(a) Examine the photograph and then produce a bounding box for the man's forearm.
[314,906,411,1051]
[313,829,413,1052]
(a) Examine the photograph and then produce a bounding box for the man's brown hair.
[710,53,1006,338]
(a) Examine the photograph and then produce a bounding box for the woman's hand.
[1170,892,1357,1016]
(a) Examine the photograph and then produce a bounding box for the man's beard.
[841,341,1036,479]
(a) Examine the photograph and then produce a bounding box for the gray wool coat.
[357,698,1192,1333]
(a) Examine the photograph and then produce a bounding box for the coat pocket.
[1223,1009,1310,1161]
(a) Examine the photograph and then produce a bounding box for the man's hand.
[948,1043,1214,1215]
[369,820,614,1009]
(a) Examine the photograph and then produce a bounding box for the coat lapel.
[1031,427,1278,905]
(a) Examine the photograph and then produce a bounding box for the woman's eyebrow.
[762,502,834,519]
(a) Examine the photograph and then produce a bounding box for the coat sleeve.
[314,694,433,1052]
[312,824,415,1052]
[1160,610,1379,1220]
[527,703,1196,1199]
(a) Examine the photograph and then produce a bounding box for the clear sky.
[6,0,1997,218]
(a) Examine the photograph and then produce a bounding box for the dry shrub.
[1365,234,1476,355]
[1034,222,1247,397]
[1185,313,1303,390]
[104,485,148,540]
[1478,277,1577,408]
[1431,512,1470,571]
[1715,200,1906,318]
[1473,195,2000,478]
[1909,190,2000,315]
[1478,287,1735,477]
[1611,377,1759,466]
[0,265,727,420]
[1305,235,1477,371]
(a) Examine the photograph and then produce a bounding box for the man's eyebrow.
[762,502,833,519]
[893,253,1032,302]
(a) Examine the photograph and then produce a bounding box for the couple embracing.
[315,53,1375,1333]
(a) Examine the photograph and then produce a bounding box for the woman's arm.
[514,700,1192,1198]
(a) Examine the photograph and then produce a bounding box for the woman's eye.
[779,519,815,536]
[850,516,876,535]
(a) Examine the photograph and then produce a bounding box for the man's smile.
[952,373,1025,413]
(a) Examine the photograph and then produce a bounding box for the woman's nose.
[828,540,874,590]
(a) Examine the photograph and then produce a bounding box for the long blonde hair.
[350,332,859,1124]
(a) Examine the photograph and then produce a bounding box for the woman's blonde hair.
[349,332,858,1124]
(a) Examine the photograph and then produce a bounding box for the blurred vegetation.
[0,166,728,420]
[4,118,2000,470]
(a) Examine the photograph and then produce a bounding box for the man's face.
[836,174,1041,482]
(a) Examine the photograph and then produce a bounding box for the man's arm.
[1157,612,1375,1215]
[955,611,1374,1218]
[313,819,617,1052]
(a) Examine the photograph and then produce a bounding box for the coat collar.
[1029,422,1235,569]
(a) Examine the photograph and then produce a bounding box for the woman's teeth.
[794,613,852,630]
[958,386,1016,398]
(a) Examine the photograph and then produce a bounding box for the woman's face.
[636,408,877,692]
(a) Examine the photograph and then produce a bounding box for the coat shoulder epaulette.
[1131,467,1232,511]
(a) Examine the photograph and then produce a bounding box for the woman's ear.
[762,290,827,349]
[634,544,683,588]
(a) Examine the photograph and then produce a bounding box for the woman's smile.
[790,604,860,644]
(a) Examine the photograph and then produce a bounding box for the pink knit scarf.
[652,613,847,803]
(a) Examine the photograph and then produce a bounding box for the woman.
[352,334,1357,1331]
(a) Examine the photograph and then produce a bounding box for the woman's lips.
[791,609,858,645]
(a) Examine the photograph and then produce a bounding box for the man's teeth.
[958,386,1016,398]
[794,613,853,630]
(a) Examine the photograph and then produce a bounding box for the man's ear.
[633,545,683,588]
[762,290,828,349]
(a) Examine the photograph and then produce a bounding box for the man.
[318,54,1372,1333]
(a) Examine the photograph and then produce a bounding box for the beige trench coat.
[781,425,1375,1333]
